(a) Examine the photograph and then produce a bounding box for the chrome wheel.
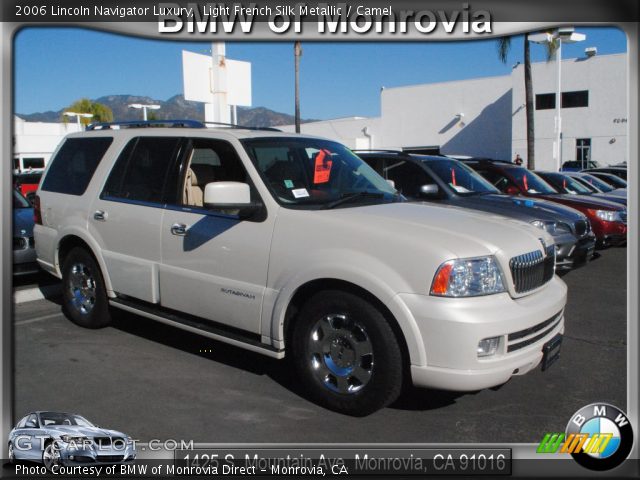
[308,314,374,394]
[8,443,15,463]
[42,442,60,471]
[68,262,97,315]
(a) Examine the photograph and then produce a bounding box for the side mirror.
[204,182,261,219]
[386,179,396,189]
[505,185,520,195]
[419,184,440,198]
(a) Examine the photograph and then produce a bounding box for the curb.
[14,285,62,305]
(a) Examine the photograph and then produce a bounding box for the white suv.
[34,121,566,415]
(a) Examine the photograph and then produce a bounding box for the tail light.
[33,195,42,225]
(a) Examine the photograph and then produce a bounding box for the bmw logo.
[565,403,634,471]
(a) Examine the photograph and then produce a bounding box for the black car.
[560,160,599,172]
[535,171,627,207]
[356,151,596,271]
[587,171,628,189]
[582,167,627,181]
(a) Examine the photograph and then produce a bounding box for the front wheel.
[62,247,111,329]
[42,442,61,471]
[8,442,15,464]
[292,290,404,416]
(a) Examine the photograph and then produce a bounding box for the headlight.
[530,220,561,235]
[593,209,622,222]
[430,256,506,297]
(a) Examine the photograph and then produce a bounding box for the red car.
[464,160,627,248]
[13,172,42,205]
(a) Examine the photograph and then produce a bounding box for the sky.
[14,27,627,120]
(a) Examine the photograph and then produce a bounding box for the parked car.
[13,189,38,275]
[582,166,627,181]
[356,151,595,271]
[587,171,628,189]
[35,121,567,415]
[561,171,626,198]
[560,160,599,172]
[8,411,135,470]
[535,171,627,207]
[463,160,627,248]
[14,172,43,205]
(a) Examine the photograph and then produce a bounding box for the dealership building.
[283,52,628,171]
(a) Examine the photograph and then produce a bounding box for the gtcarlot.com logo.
[537,403,634,471]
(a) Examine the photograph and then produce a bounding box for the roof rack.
[86,119,282,132]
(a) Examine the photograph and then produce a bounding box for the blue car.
[13,189,38,275]
[8,411,136,471]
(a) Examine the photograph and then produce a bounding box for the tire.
[62,247,111,329]
[42,441,61,471]
[291,290,403,416]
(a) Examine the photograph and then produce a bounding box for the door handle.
[171,223,189,236]
[93,210,107,221]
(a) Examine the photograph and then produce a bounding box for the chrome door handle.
[171,223,189,236]
[93,210,107,221]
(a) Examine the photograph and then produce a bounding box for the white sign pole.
[208,42,230,124]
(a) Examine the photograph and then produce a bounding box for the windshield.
[242,138,398,209]
[509,168,557,195]
[579,174,614,192]
[428,159,499,195]
[600,174,627,188]
[543,173,594,195]
[13,190,30,209]
[39,412,94,427]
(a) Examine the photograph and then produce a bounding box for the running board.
[109,297,285,359]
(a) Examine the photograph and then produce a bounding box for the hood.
[46,425,127,438]
[538,193,626,211]
[316,201,552,259]
[13,207,34,237]
[592,193,627,206]
[447,194,585,224]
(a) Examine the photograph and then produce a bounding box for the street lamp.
[129,103,161,121]
[63,111,93,129]
[530,28,586,171]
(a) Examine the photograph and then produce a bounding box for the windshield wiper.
[322,191,386,209]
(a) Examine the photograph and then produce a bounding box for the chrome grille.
[574,220,588,237]
[510,246,555,294]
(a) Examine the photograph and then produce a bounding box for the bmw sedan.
[8,411,135,470]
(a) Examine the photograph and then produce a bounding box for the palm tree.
[498,33,559,170]
[294,41,302,133]
[498,34,535,169]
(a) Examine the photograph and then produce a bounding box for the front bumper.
[400,275,567,391]
[556,234,596,271]
[13,243,39,275]
[59,445,136,465]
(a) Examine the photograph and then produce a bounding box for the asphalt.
[12,247,626,444]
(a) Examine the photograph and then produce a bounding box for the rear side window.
[41,138,113,196]
[102,137,183,204]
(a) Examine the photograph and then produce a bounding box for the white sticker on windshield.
[450,184,471,193]
[292,188,310,198]
[528,189,539,194]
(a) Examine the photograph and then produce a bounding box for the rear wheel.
[62,247,111,329]
[292,290,403,416]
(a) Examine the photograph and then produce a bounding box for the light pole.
[128,103,161,121]
[530,28,586,171]
[63,111,93,129]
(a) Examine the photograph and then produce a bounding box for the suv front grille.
[510,246,555,294]
[507,310,563,352]
[574,220,588,237]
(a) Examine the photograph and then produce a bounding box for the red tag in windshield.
[313,149,333,184]
[523,175,529,191]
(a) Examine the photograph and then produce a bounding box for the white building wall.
[512,53,628,170]
[13,116,79,166]
[280,117,382,150]
[379,76,513,158]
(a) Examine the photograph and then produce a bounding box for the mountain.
[16,95,315,127]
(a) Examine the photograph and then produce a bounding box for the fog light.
[478,337,501,357]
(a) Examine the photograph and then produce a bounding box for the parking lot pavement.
[13,248,626,444]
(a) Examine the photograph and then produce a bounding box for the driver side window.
[385,161,433,199]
